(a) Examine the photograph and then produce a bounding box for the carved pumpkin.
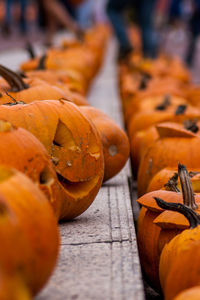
[137,164,200,290]
[0,65,78,105]
[137,122,200,196]
[0,120,63,219]
[0,166,59,298]
[80,106,130,181]
[130,125,158,177]
[0,100,104,220]
[127,102,200,139]
[157,198,200,300]
[125,94,188,126]
[25,69,87,95]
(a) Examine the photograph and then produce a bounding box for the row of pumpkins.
[119,29,200,300]
[0,25,130,299]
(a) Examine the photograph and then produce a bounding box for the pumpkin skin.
[125,93,188,125]
[130,125,158,177]
[0,65,88,106]
[174,287,200,300]
[0,65,72,104]
[80,106,130,181]
[25,69,87,96]
[0,120,63,219]
[157,199,200,300]
[137,122,200,196]
[137,164,200,290]
[0,100,104,220]
[127,103,200,139]
[137,190,184,290]
[0,166,59,298]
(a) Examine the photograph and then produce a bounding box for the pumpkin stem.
[0,65,29,91]
[164,172,180,192]
[178,163,198,210]
[155,94,171,111]
[183,119,199,133]
[37,54,47,70]
[154,197,200,228]
[25,42,36,59]
[175,104,187,115]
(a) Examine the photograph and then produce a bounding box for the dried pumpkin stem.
[25,42,36,59]
[0,65,29,91]
[164,173,180,192]
[154,197,200,229]
[37,54,47,70]
[178,163,198,210]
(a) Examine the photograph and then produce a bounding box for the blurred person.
[38,0,84,46]
[185,0,200,66]
[2,0,28,36]
[106,0,157,60]
[76,0,94,28]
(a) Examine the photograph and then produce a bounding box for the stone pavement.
[36,39,144,300]
[0,37,145,299]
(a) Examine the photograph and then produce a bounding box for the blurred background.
[0,0,200,80]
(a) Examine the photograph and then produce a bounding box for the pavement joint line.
[60,238,133,246]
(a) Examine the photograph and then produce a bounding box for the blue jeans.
[107,0,157,57]
[5,0,27,32]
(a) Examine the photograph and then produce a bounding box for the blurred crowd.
[0,0,200,67]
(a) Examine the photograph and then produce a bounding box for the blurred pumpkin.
[80,106,130,181]
[137,122,200,196]
[0,166,59,299]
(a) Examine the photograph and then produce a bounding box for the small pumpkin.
[0,166,59,298]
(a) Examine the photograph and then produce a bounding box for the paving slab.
[0,36,145,300]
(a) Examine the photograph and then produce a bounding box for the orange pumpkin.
[0,65,66,102]
[125,94,188,126]
[0,166,59,298]
[0,120,63,219]
[137,164,200,290]
[130,125,158,177]
[25,69,87,95]
[137,122,200,196]
[127,103,200,139]
[80,106,130,181]
[0,100,104,220]
[157,198,200,300]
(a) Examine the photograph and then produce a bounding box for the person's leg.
[137,0,157,58]
[2,0,13,35]
[107,0,133,58]
[185,9,200,67]
[19,0,27,33]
